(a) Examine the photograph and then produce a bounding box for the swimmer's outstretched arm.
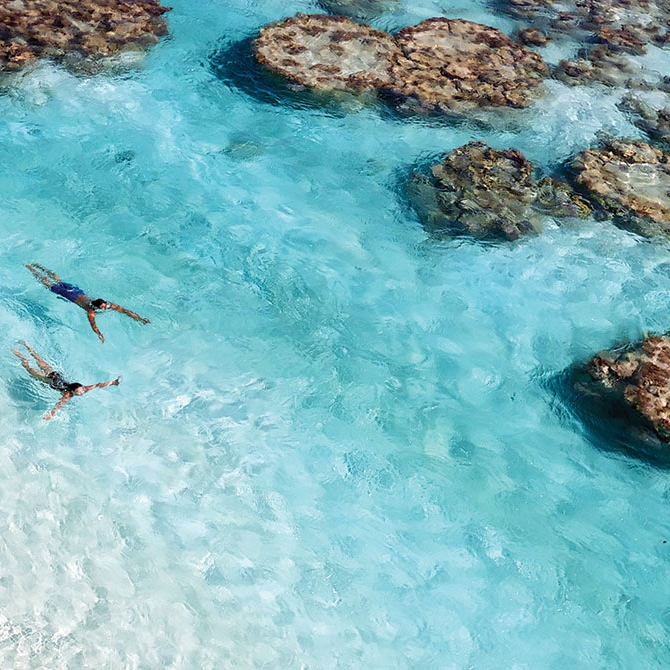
[79,376,122,394]
[26,263,61,287]
[45,393,73,420]
[44,378,120,420]
[105,301,150,324]
[86,309,105,343]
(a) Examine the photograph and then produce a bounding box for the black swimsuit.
[47,371,71,392]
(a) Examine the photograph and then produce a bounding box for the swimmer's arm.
[87,309,105,343]
[106,302,150,324]
[44,393,72,420]
[80,376,122,394]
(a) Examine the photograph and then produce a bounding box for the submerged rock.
[586,335,670,444]
[407,142,591,241]
[252,14,549,115]
[516,27,552,47]
[497,0,670,90]
[554,45,645,89]
[571,139,670,236]
[554,27,669,90]
[561,335,670,466]
[597,25,650,56]
[317,0,400,21]
[499,0,670,41]
[0,0,170,72]
[619,94,670,145]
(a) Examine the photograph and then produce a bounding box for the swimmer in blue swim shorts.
[13,341,121,420]
[26,263,150,343]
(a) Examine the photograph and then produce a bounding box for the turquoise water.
[1,0,670,667]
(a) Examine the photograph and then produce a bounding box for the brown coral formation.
[0,0,170,72]
[496,0,670,89]
[389,18,548,113]
[553,24,670,89]
[516,27,552,47]
[499,0,670,38]
[253,14,402,93]
[587,335,670,443]
[252,14,549,114]
[407,142,591,241]
[571,139,670,236]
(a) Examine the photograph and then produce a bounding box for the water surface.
[1,1,669,667]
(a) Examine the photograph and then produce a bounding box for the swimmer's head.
[91,298,107,310]
[67,383,84,395]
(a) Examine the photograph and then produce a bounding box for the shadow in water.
[207,35,366,117]
[548,363,670,469]
[375,88,502,130]
[207,34,508,130]
[7,377,47,410]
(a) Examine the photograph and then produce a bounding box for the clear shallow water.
[1,0,670,667]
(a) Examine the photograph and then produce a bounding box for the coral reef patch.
[252,14,548,116]
[0,0,170,72]
[253,14,401,93]
[407,142,591,241]
[571,139,670,237]
[563,334,670,465]
[588,335,670,443]
[619,94,670,146]
[494,0,670,90]
[388,18,548,114]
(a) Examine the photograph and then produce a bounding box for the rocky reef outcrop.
[0,0,170,72]
[588,336,670,442]
[252,14,548,115]
[496,0,670,90]
[407,142,591,241]
[571,139,670,237]
[516,27,552,47]
[499,0,670,44]
[388,18,548,114]
[253,14,401,94]
[553,44,647,89]
[563,334,670,465]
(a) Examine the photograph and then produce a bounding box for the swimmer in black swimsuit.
[13,341,121,420]
[26,263,150,343]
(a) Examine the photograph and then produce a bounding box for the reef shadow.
[548,362,670,469]
[208,35,382,117]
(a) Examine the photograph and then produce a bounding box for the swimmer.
[26,263,150,343]
[13,341,121,420]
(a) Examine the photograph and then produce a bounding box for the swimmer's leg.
[13,346,47,380]
[26,263,61,287]
[20,341,53,374]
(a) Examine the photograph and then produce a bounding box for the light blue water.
[1,0,670,667]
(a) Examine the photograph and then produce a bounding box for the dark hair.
[91,298,106,309]
[66,383,83,393]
